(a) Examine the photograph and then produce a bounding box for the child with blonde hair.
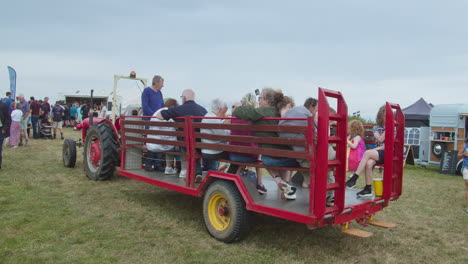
[347,120,366,173]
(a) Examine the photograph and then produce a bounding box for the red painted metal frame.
[116,88,405,228]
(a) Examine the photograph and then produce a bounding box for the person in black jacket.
[0,100,12,169]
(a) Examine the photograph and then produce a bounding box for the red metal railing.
[313,88,348,219]
[382,103,405,203]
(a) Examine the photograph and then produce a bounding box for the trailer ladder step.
[368,220,396,228]
[342,228,374,238]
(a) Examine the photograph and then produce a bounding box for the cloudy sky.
[1,0,467,119]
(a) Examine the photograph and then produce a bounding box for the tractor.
[62,73,147,180]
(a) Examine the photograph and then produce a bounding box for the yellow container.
[373,178,383,196]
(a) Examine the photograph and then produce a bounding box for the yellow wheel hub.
[208,193,231,231]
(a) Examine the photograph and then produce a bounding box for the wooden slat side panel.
[125,128,185,137]
[125,136,186,147]
[192,123,307,133]
[194,132,306,147]
[122,120,185,128]
[195,143,307,160]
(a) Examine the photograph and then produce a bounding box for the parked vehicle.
[423,104,468,174]
[63,88,405,242]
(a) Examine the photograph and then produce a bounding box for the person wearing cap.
[18,94,30,146]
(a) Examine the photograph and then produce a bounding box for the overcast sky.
[1,0,467,119]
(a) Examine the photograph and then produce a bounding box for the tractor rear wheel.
[63,139,77,168]
[203,180,249,243]
[83,123,118,180]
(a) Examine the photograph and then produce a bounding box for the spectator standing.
[41,97,51,119]
[30,96,41,139]
[76,104,82,124]
[1,92,13,114]
[70,104,77,126]
[63,104,70,127]
[81,104,89,119]
[18,94,30,146]
[141,75,165,171]
[51,102,65,139]
[10,103,22,148]
[0,100,12,168]
[99,101,107,118]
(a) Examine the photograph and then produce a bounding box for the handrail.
[382,102,405,203]
[313,88,348,219]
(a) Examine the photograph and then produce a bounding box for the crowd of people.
[3,77,463,210]
[0,92,111,169]
[140,74,392,202]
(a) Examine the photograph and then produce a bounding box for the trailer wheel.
[203,180,249,243]
[431,142,445,158]
[84,123,118,181]
[63,139,77,168]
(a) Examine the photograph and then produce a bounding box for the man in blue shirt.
[142,75,164,117]
[141,75,165,171]
[157,89,208,180]
[1,92,13,114]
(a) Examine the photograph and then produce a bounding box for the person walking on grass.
[9,103,22,148]
[51,102,64,139]
[458,137,468,213]
[18,94,30,146]
[0,99,12,169]
[30,96,41,139]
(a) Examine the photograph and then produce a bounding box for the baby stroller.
[39,116,53,139]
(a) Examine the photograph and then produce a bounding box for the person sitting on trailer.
[279,98,337,205]
[147,98,179,175]
[156,89,208,180]
[228,93,266,194]
[279,97,318,187]
[233,88,298,200]
[346,105,386,197]
[200,98,230,174]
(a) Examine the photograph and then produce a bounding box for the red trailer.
[66,88,405,242]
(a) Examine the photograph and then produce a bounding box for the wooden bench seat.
[217,159,309,172]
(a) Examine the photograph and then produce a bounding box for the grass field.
[1,128,467,264]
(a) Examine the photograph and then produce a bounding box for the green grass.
[1,128,467,263]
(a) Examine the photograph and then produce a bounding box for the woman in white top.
[10,103,23,148]
[200,98,230,171]
[147,99,179,175]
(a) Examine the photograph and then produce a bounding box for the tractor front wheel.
[203,180,249,243]
[83,123,118,180]
[63,139,77,168]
